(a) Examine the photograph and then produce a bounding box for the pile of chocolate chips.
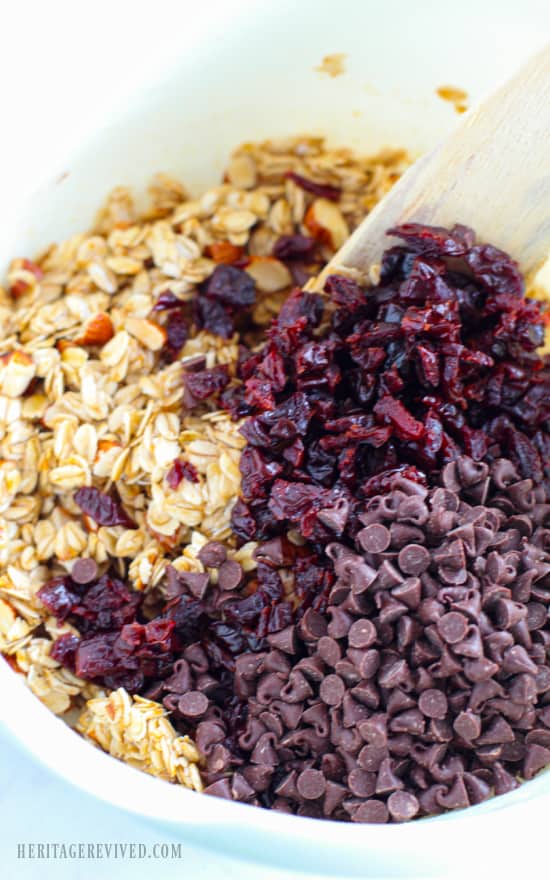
[196,456,550,821]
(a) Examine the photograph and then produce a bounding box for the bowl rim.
[2,653,549,846]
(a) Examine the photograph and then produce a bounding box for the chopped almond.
[74,312,114,347]
[81,514,99,533]
[206,241,245,264]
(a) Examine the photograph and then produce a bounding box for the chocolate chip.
[437,611,469,644]
[390,522,425,550]
[297,768,326,800]
[231,772,255,802]
[280,670,312,703]
[71,558,98,584]
[348,618,377,649]
[195,721,224,755]
[317,635,342,667]
[359,714,387,748]
[198,541,227,567]
[352,799,389,823]
[503,645,538,676]
[317,497,350,533]
[389,709,425,736]
[357,523,391,553]
[203,778,232,799]
[163,658,192,694]
[392,577,422,609]
[525,729,550,748]
[327,607,353,638]
[251,732,278,765]
[387,790,419,821]
[376,757,404,794]
[319,674,346,707]
[348,768,376,797]
[299,607,328,641]
[257,672,285,704]
[397,543,430,576]
[217,559,243,591]
[436,776,469,810]
[492,763,519,795]
[453,710,482,741]
[267,624,297,654]
[178,690,209,718]
[418,688,448,719]
[323,781,347,815]
[274,770,298,800]
[243,764,273,793]
[398,497,429,526]
[527,602,547,630]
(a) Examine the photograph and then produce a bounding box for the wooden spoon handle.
[314,45,550,289]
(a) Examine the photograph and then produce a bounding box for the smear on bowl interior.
[436,85,469,114]
[0,136,549,823]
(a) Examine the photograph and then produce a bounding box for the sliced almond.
[126,317,167,351]
[82,513,99,533]
[304,198,349,250]
[212,207,257,235]
[96,439,121,456]
[226,154,257,189]
[87,260,118,294]
[0,597,16,634]
[245,256,292,293]
[74,312,114,346]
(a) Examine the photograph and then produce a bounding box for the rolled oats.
[77,688,203,790]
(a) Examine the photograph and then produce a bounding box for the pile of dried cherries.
[43,223,550,823]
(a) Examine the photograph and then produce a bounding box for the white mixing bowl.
[1,1,549,874]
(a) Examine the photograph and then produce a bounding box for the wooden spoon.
[313,45,550,290]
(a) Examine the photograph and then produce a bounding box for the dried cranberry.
[74,487,136,528]
[231,223,548,556]
[38,577,80,622]
[50,632,80,667]
[195,295,234,339]
[162,310,188,360]
[184,365,230,405]
[166,458,199,489]
[273,234,317,261]
[203,265,256,308]
[388,223,475,257]
[151,290,183,312]
[286,172,341,202]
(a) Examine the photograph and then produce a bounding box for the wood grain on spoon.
[313,45,550,290]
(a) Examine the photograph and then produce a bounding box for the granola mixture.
[1,136,549,821]
[0,137,408,793]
